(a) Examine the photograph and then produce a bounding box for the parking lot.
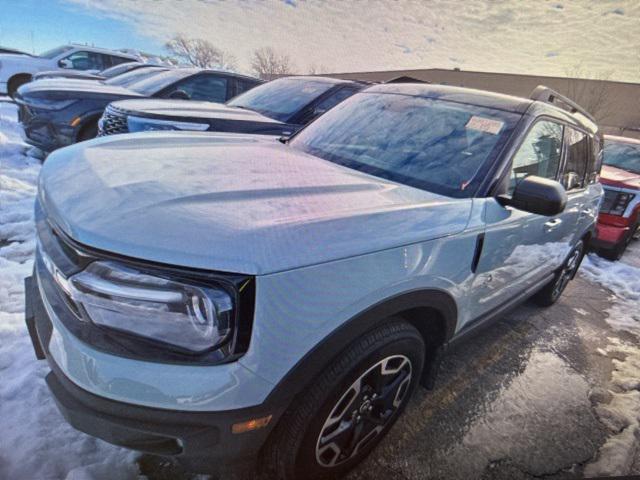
[1,97,639,480]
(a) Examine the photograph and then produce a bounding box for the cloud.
[62,0,640,81]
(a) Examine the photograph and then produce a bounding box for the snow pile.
[0,102,139,479]
[585,339,640,477]
[580,252,640,334]
[580,248,640,477]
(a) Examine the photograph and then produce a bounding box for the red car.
[593,135,640,259]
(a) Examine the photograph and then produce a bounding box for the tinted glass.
[604,139,640,175]
[314,86,359,113]
[562,128,589,190]
[128,69,195,95]
[237,79,260,96]
[63,51,105,70]
[110,55,133,66]
[165,74,228,102]
[227,78,335,122]
[105,67,167,87]
[508,121,563,194]
[291,92,520,198]
[40,46,72,59]
[100,62,140,78]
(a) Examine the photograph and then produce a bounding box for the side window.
[588,136,604,183]
[110,55,131,66]
[168,75,229,102]
[508,120,563,194]
[562,128,589,190]
[63,51,105,70]
[314,87,359,115]
[236,79,259,96]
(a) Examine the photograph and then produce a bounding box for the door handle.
[544,218,562,231]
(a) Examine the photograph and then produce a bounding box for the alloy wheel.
[315,355,412,467]
[552,245,582,300]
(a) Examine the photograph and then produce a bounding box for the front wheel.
[262,320,425,480]
[534,240,584,307]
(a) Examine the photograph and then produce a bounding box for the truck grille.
[99,104,129,136]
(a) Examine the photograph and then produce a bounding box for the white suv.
[0,44,139,97]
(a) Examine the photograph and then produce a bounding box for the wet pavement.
[347,274,636,480]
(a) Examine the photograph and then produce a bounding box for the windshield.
[105,67,167,87]
[126,69,193,95]
[291,92,520,198]
[227,78,335,122]
[604,139,640,175]
[100,62,140,79]
[40,46,72,59]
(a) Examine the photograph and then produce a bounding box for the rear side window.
[167,75,229,102]
[508,120,563,194]
[110,55,133,66]
[236,79,260,96]
[63,51,106,70]
[562,127,589,190]
[314,86,360,114]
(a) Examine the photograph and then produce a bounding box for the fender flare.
[262,289,457,407]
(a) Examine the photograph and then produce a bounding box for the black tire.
[262,320,425,480]
[8,74,31,98]
[533,240,585,307]
[77,121,98,142]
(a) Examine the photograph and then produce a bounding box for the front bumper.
[17,103,76,152]
[24,273,283,474]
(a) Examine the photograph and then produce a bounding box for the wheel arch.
[7,73,32,95]
[263,288,458,408]
[74,111,103,142]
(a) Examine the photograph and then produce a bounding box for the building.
[325,68,640,139]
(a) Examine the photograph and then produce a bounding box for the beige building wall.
[326,69,640,139]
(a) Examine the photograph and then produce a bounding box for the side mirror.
[498,175,567,216]
[58,59,73,69]
[169,89,190,100]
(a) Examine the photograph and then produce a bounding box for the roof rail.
[529,85,596,123]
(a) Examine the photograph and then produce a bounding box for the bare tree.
[165,35,237,70]
[562,65,616,123]
[308,63,329,75]
[250,47,294,80]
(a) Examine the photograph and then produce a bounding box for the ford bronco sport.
[25,84,602,479]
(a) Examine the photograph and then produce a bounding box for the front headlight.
[127,115,210,133]
[24,97,77,111]
[69,261,233,354]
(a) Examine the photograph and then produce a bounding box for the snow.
[579,248,640,477]
[580,252,640,334]
[0,102,139,480]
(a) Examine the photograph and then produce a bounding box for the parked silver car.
[26,84,602,478]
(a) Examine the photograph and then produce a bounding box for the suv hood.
[34,70,103,81]
[18,78,142,99]
[601,165,640,190]
[113,99,284,124]
[40,133,472,275]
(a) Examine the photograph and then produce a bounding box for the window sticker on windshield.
[465,116,504,135]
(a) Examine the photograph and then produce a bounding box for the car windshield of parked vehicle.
[291,92,521,198]
[104,67,168,87]
[126,69,194,95]
[99,62,140,79]
[604,140,640,175]
[39,46,72,59]
[227,78,335,122]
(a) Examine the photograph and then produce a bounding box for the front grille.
[99,104,129,136]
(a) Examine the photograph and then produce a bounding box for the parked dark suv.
[98,76,365,137]
[15,68,262,152]
[26,84,602,478]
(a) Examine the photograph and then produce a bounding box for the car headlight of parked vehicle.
[127,115,209,133]
[600,189,635,216]
[24,97,78,111]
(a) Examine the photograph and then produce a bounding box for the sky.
[1,0,639,82]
